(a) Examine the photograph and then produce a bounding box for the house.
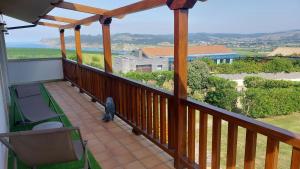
[139,45,239,67]
[268,47,300,59]
[113,55,169,73]
[114,45,239,73]
[0,0,300,169]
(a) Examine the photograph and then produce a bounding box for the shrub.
[242,88,300,118]
[188,60,210,92]
[205,89,239,111]
[207,76,237,89]
[263,57,294,73]
[205,76,239,111]
[124,71,173,87]
[244,76,300,88]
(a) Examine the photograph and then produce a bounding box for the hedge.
[242,88,300,118]
[244,76,300,88]
[202,57,300,74]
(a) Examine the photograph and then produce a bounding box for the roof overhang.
[0,0,61,24]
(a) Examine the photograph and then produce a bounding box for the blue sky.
[4,0,300,42]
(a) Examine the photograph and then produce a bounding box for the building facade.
[113,45,239,73]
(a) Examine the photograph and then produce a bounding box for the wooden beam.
[42,15,78,23]
[60,15,100,29]
[42,15,90,26]
[103,0,167,18]
[37,22,62,28]
[59,29,66,59]
[100,18,113,73]
[60,0,166,29]
[173,9,188,169]
[53,1,107,15]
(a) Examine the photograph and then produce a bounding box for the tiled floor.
[45,81,174,169]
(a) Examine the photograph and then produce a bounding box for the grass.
[201,112,300,169]
[8,84,102,169]
[7,48,61,59]
[7,48,106,70]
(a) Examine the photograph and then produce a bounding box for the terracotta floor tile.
[46,82,175,169]
[140,156,163,168]
[131,148,152,160]
[114,153,136,165]
[125,161,146,169]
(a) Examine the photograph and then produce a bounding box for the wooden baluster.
[199,111,208,169]
[290,147,300,169]
[136,88,141,127]
[265,137,279,169]
[160,97,167,144]
[147,91,153,135]
[226,123,238,169]
[244,130,257,169]
[188,107,195,162]
[168,98,175,149]
[125,84,130,120]
[153,94,159,139]
[141,89,147,131]
[212,116,221,169]
[132,87,136,124]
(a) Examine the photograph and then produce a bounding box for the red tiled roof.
[141,45,233,57]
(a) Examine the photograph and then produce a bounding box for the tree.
[188,60,210,93]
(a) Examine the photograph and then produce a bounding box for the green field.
[233,48,268,57]
[7,48,106,69]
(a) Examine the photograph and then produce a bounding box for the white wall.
[0,25,9,169]
[7,58,63,85]
[0,80,8,169]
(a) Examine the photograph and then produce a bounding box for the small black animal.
[102,97,115,122]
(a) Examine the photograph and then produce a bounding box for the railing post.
[74,25,83,92]
[100,17,113,73]
[167,0,198,168]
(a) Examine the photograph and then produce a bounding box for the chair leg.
[83,141,90,169]
[13,156,17,169]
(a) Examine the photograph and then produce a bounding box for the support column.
[59,29,66,59]
[167,0,198,168]
[74,25,82,64]
[100,17,113,73]
[74,25,83,92]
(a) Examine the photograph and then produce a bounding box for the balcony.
[0,0,300,169]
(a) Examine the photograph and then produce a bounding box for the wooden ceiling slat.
[60,15,99,29]
[37,21,62,28]
[59,0,167,29]
[53,1,107,15]
[104,0,166,18]
[42,15,78,23]
[42,15,91,26]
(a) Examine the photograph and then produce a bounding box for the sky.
[3,0,300,42]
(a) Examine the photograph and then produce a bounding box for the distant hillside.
[41,30,300,51]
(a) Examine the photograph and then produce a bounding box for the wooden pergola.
[40,1,203,168]
[10,1,300,169]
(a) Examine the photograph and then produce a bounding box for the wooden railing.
[63,58,300,169]
[63,58,176,156]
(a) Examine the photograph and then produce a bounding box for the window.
[157,65,163,70]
